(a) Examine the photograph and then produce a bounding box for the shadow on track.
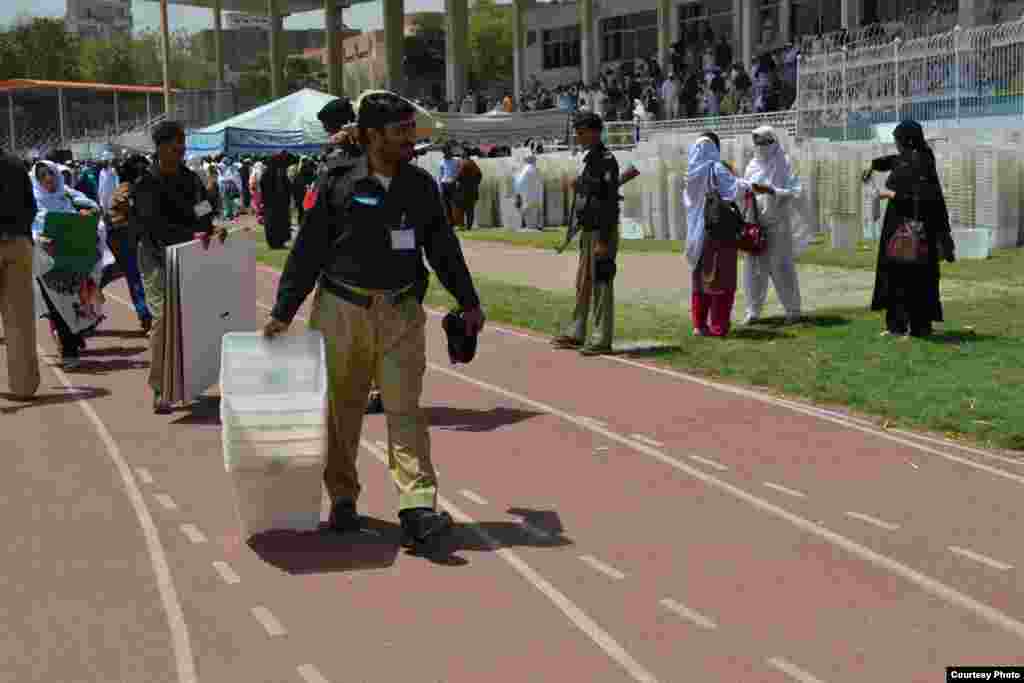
[426,405,544,432]
[0,386,112,414]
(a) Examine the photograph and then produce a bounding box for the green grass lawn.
[457,227,1024,286]
[256,238,1024,452]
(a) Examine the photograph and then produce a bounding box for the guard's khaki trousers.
[561,228,618,348]
[309,285,437,511]
[0,236,40,398]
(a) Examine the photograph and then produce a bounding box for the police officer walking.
[551,111,621,356]
[263,92,485,550]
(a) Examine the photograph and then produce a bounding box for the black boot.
[399,507,453,550]
[328,499,361,533]
[365,390,383,414]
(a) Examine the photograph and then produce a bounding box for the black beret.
[152,120,185,147]
[573,111,604,131]
[317,97,356,132]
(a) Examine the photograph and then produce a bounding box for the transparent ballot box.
[220,332,328,537]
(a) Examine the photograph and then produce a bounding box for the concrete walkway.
[458,239,1011,319]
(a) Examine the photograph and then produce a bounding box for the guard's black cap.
[573,111,604,131]
[317,97,356,134]
[441,309,478,364]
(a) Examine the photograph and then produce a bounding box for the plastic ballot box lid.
[220,331,326,401]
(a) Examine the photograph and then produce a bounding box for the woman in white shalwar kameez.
[513,150,543,230]
[741,126,814,325]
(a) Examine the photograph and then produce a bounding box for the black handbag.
[703,165,744,243]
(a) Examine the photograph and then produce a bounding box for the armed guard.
[264,92,485,553]
[552,111,621,356]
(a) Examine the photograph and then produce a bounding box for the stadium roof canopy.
[0,79,174,95]
[158,0,372,14]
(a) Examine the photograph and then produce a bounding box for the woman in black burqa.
[260,151,296,249]
[864,120,956,338]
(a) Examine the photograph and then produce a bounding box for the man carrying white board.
[264,92,485,554]
[135,121,227,414]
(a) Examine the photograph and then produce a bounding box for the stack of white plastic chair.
[537,155,566,228]
[474,158,500,228]
[219,331,328,538]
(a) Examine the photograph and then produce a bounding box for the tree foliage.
[404,13,445,82]
[468,0,513,90]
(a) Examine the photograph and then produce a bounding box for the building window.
[678,0,734,56]
[601,10,657,62]
[542,25,580,70]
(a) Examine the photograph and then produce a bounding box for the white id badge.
[390,228,416,250]
[194,200,213,218]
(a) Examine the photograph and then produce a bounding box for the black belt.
[318,275,415,309]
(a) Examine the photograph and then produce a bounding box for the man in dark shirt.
[264,91,485,550]
[134,120,224,414]
[0,150,41,399]
[551,111,621,356]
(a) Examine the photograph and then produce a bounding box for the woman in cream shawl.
[741,126,815,324]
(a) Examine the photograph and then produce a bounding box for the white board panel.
[172,237,260,402]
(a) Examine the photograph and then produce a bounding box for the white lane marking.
[949,546,1014,572]
[154,493,178,510]
[689,454,729,471]
[297,664,330,683]
[631,434,664,448]
[413,360,1024,642]
[212,561,241,585]
[39,347,197,683]
[251,606,287,637]
[180,524,207,544]
[459,489,489,505]
[845,511,900,532]
[375,440,387,450]
[254,294,1024,641]
[579,555,627,581]
[136,467,154,484]
[763,482,807,499]
[360,440,657,682]
[766,657,826,683]
[659,598,718,630]
[579,415,608,427]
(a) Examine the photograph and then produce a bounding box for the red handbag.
[737,192,767,254]
[885,191,929,264]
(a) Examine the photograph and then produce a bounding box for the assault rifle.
[555,163,641,254]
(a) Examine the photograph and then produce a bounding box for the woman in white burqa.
[513,147,543,230]
[741,126,814,325]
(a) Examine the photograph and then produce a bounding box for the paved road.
[3,253,1024,682]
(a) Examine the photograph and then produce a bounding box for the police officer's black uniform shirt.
[272,155,480,325]
[575,142,620,244]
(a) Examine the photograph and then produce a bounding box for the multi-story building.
[520,0,1004,89]
[195,27,359,74]
[65,0,132,41]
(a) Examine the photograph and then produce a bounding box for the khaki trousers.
[309,286,437,511]
[0,236,40,397]
[138,244,166,393]
[561,228,618,347]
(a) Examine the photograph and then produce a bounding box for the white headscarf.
[744,126,817,255]
[684,136,747,268]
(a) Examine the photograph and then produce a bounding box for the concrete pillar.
[146,93,152,123]
[841,0,860,29]
[733,0,743,65]
[779,0,791,44]
[213,0,224,87]
[579,0,595,86]
[657,0,671,74]
[159,0,172,117]
[445,0,469,107]
[58,88,66,148]
[268,0,283,100]
[325,0,340,95]
[113,91,120,133]
[513,0,525,106]
[742,0,756,69]
[382,0,404,92]
[8,93,15,153]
